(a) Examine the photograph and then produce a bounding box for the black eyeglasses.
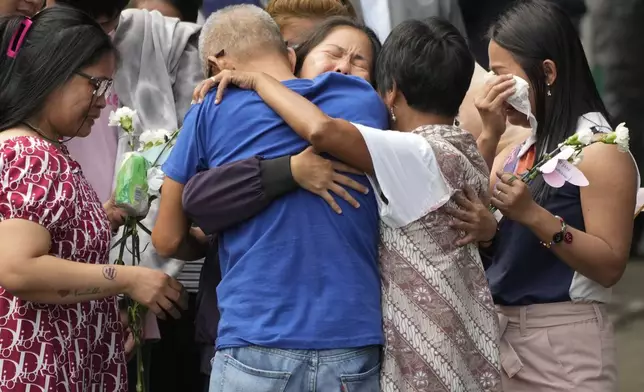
[75,71,113,97]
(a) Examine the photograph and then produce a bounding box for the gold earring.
[390,107,397,122]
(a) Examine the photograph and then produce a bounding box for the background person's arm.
[458,62,488,139]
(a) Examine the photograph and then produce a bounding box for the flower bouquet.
[491,123,631,214]
[108,107,179,392]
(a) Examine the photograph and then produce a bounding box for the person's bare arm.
[0,219,130,303]
[458,62,488,139]
[497,143,637,287]
[152,177,207,260]
[0,219,186,317]
[246,73,375,174]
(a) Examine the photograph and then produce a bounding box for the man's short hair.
[199,4,287,76]
[376,17,474,118]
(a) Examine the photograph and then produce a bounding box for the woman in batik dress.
[206,17,502,392]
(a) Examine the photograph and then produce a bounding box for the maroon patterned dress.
[0,137,127,392]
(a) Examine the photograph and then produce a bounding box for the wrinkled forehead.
[315,26,372,59]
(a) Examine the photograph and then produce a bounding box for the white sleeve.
[354,123,453,228]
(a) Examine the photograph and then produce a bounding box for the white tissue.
[484,71,537,132]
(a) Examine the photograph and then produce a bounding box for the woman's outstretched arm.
[212,70,377,174]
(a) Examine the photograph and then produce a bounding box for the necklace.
[21,121,61,145]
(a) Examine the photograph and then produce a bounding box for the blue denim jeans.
[208,345,381,392]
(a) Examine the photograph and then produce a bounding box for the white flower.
[615,122,630,152]
[572,149,584,166]
[147,167,165,197]
[138,130,155,149]
[138,129,173,152]
[108,107,137,130]
[576,127,593,146]
[108,107,136,126]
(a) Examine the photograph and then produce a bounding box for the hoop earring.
[390,107,397,122]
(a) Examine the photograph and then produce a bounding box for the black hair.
[165,0,199,22]
[490,0,610,204]
[131,0,200,22]
[294,16,381,87]
[54,0,129,21]
[0,7,116,131]
[376,17,474,118]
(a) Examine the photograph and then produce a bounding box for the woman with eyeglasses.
[0,7,186,391]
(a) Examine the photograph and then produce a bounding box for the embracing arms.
[183,149,367,235]
[211,71,376,175]
[182,156,297,235]
[156,149,367,256]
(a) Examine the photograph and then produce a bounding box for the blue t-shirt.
[163,72,389,350]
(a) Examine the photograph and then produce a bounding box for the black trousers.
[146,293,208,392]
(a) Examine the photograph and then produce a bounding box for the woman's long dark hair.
[490,0,610,204]
[0,7,115,131]
[294,16,381,88]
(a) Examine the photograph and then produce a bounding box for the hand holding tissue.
[483,71,537,131]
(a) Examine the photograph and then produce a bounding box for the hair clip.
[7,18,33,59]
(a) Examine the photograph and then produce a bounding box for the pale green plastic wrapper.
[114,152,150,217]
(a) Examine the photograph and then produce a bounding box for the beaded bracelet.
[540,215,573,249]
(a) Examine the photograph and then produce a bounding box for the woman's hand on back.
[445,186,497,246]
[291,147,369,214]
[192,70,266,104]
[475,74,516,138]
[192,77,216,104]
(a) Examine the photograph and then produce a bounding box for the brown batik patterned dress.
[379,125,502,392]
